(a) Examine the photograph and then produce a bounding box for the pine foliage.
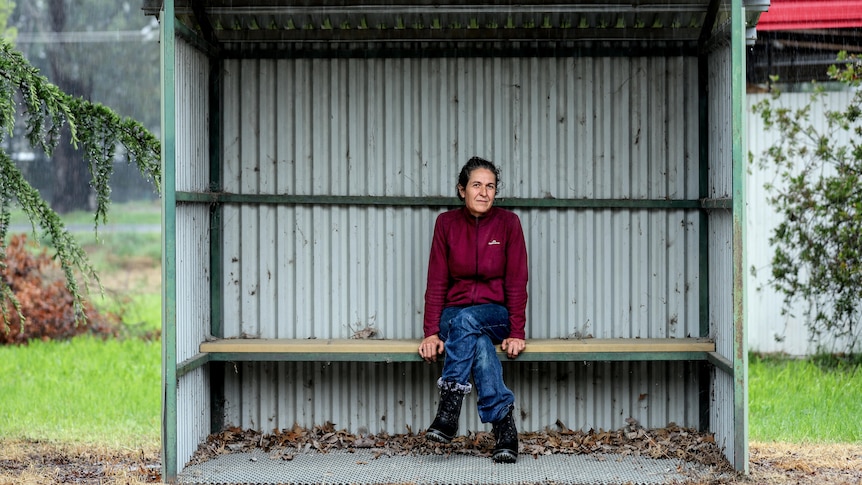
[0,38,161,325]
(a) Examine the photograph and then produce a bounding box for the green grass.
[7,199,161,227]
[92,291,162,337]
[749,354,862,443]
[78,231,162,271]
[0,336,161,449]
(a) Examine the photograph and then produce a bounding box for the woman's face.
[458,167,497,217]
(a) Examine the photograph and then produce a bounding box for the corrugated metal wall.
[706,40,737,464]
[219,56,700,200]
[220,361,701,436]
[174,36,212,467]
[216,55,707,435]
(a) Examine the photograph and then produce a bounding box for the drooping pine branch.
[66,96,162,225]
[0,150,94,319]
[0,38,161,325]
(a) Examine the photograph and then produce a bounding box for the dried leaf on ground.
[187,419,732,472]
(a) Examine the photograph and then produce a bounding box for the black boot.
[491,407,518,463]
[426,381,468,444]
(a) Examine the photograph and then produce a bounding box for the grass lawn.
[0,336,160,450]
[7,199,161,228]
[749,354,862,443]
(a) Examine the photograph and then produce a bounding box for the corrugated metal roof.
[757,0,862,31]
[142,1,770,47]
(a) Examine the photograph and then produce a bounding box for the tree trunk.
[45,0,93,213]
[51,130,93,214]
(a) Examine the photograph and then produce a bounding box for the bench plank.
[200,337,715,359]
[179,337,717,378]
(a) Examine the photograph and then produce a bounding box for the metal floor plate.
[178,449,709,485]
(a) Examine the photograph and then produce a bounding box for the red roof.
[757,0,862,31]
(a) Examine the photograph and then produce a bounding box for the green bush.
[1,234,120,344]
[750,52,862,354]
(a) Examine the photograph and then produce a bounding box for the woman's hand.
[501,338,525,359]
[419,334,445,362]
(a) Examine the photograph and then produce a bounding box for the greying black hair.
[457,156,501,201]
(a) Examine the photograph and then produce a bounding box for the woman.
[418,156,529,463]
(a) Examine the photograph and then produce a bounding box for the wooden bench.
[179,338,729,377]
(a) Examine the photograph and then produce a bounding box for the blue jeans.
[438,304,515,423]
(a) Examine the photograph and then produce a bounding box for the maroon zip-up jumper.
[423,206,529,339]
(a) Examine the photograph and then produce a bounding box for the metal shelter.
[145,1,767,482]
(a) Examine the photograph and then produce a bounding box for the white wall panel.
[706,38,738,470]
[711,369,736,468]
[222,361,701,436]
[173,36,212,468]
[709,211,734,359]
[220,56,698,200]
[708,44,734,359]
[708,45,733,201]
[176,205,211,362]
[177,367,210,468]
[174,38,209,192]
[174,36,211,361]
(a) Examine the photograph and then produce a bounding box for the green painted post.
[160,0,179,482]
[731,0,749,474]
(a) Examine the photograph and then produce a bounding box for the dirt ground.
[737,442,862,484]
[0,440,160,484]
[0,440,859,485]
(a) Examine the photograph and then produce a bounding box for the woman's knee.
[445,308,483,333]
[441,305,509,340]
[473,336,499,368]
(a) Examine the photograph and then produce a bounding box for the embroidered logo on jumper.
[488,239,502,245]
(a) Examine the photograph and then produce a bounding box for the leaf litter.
[188,418,730,471]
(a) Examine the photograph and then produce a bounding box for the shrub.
[750,52,862,354]
[1,234,118,344]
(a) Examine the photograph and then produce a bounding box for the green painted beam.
[707,351,734,376]
[176,352,210,378]
[176,191,727,210]
[699,198,733,210]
